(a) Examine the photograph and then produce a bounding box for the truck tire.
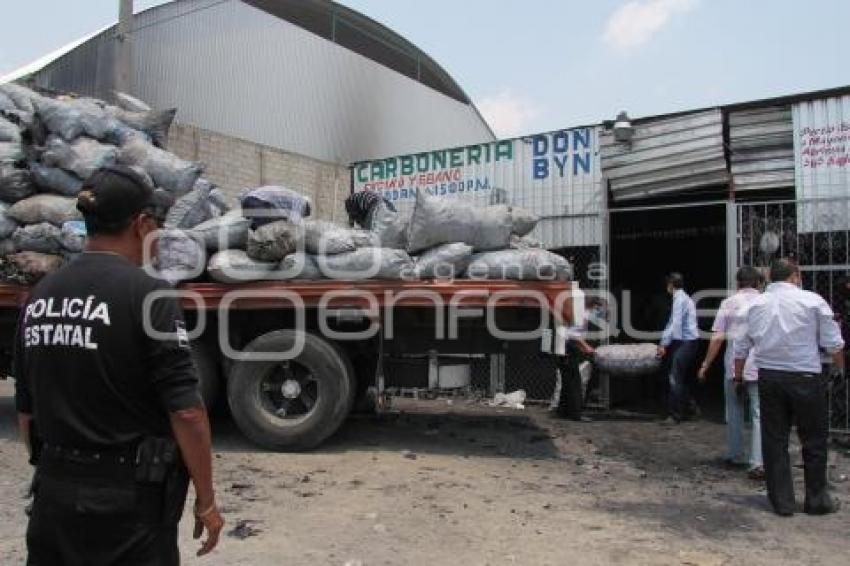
[227,330,354,450]
[190,340,221,410]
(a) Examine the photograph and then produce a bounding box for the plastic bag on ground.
[278,252,324,280]
[60,220,87,252]
[240,186,311,228]
[246,220,300,262]
[367,203,408,249]
[29,162,83,197]
[0,166,36,201]
[114,91,152,113]
[118,137,202,195]
[207,249,277,284]
[0,117,20,143]
[42,136,118,179]
[489,390,526,409]
[406,190,513,253]
[414,242,473,279]
[164,179,215,229]
[1,252,63,284]
[511,208,539,236]
[12,222,63,254]
[593,344,662,377]
[33,97,114,141]
[466,249,573,281]
[8,194,82,225]
[319,248,414,280]
[189,212,251,251]
[156,230,206,283]
[0,203,19,239]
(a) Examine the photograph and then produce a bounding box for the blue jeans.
[667,340,699,419]
[725,379,763,469]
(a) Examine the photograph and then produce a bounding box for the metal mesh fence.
[737,198,850,435]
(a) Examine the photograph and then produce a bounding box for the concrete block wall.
[167,123,349,222]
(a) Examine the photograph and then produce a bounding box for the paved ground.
[0,381,848,565]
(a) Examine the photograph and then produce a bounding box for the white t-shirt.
[712,288,760,381]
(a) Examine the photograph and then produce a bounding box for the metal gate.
[735,197,850,435]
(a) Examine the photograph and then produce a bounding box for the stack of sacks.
[0,81,207,283]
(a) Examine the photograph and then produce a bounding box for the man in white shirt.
[734,258,844,516]
[657,273,700,423]
[698,266,764,478]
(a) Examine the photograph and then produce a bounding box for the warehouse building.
[1,0,494,217]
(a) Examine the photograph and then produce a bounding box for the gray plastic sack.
[0,166,36,201]
[0,117,20,143]
[4,252,63,284]
[164,180,215,229]
[246,220,300,262]
[318,247,414,280]
[301,220,376,255]
[278,252,324,280]
[208,188,230,216]
[8,194,82,225]
[34,97,114,141]
[0,203,19,239]
[367,203,408,249]
[105,105,176,147]
[0,238,16,256]
[29,162,83,197]
[0,91,16,113]
[114,91,152,113]
[12,222,63,254]
[511,207,539,236]
[0,84,42,114]
[414,243,473,279]
[156,230,206,283]
[189,212,251,251]
[240,186,311,228]
[0,141,24,164]
[60,220,87,252]
[118,137,202,195]
[593,344,662,377]
[43,136,118,179]
[406,190,513,253]
[207,249,276,284]
[466,249,573,281]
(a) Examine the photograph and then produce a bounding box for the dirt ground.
[0,381,848,566]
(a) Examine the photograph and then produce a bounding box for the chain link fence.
[737,197,850,435]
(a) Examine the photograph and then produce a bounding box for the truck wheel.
[227,331,354,450]
[191,341,221,410]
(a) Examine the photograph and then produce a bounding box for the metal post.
[115,0,134,97]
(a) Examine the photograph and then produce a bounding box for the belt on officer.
[37,442,138,482]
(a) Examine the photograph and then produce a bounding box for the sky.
[1,0,849,138]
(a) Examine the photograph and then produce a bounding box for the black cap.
[77,166,174,229]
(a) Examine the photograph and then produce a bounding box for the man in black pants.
[734,258,844,516]
[14,167,224,563]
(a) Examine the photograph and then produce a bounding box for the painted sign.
[351,126,605,248]
[794,95,850,232]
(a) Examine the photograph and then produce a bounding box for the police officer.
[14,166,224,563]
[734,258,844,516]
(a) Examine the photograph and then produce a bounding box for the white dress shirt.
[712,288,760,381]
[734,282,844,374]
[660,289,699,347]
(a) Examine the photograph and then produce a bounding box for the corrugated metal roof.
[600,109,729,201]
[728,106,793,192]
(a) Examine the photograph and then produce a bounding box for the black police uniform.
[14,252,202,565]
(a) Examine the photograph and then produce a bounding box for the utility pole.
[114,0,134,98]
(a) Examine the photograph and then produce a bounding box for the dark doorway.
[608,203,728,415]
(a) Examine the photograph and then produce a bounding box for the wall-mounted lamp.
[613,111,634,143]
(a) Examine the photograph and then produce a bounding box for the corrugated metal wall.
[600,109,729,201]
[27,0,493,164]
[728,106,793,192]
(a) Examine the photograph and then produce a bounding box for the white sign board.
[351,127,605,248]
[794,95,850,232]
